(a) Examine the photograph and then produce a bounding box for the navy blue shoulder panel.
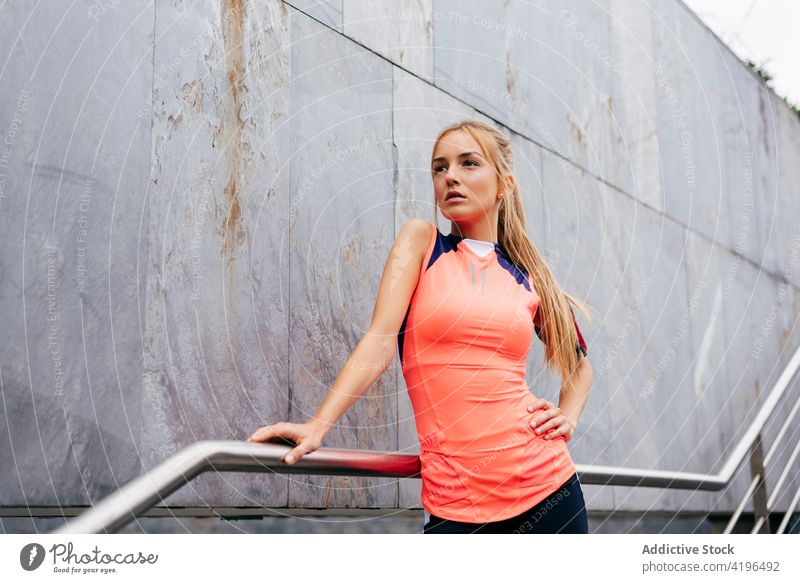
[495,248,531,292]
[428,231,460,271]
[398,307,410,366]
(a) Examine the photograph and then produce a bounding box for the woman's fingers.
[526,398,549,413]
[284,443,309,464]
[284,437,322,464]
[533,412,564,434]
[526,398,550,426]
[527,400,560,428]
[545,421,574,442]
[246,424,276,442]
[247,422,297,443]
[247,422,323,464]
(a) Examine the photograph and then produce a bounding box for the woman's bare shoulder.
[366,218,435,337]
[395,218,435,254]
[399,217,434,237]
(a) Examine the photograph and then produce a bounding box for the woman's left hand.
[527,398,576,443]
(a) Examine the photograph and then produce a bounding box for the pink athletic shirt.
[398,220,588,523]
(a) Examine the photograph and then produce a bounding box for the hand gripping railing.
[53,442,422,534]
[54,343,800,534]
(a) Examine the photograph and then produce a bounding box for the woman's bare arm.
[557,357,593,432]
[528,357,593,442]
[307,218,432,434]
[247,218,433,463]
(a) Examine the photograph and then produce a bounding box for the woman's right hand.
[246,421,327,465]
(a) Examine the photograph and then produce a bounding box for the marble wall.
[1,0,798,519]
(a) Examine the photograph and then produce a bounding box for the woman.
[248,120,594,534]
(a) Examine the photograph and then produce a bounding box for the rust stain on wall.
[344,239,358,268]
[506,48,515,95]
[219,0,247,257]
[566,111,587,153]
[182,80,205,114]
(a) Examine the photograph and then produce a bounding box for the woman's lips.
[445,192,467,202]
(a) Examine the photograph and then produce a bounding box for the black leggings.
[423,472,588,534]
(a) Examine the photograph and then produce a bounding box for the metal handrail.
[724,393,800,534]
[54,442,421,534]
[755,435,800,533]
[54,343,800,534]
[742,399,800,534]
[778,487,800,533]
[724,345,800,534]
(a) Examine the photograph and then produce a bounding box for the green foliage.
[746,59,800,120]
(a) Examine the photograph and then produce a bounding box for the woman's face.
[431,130,502,224]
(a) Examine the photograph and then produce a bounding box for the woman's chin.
[439,206,474,222]
[440,208,493,224]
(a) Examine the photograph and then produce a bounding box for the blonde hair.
[430,119,594,392]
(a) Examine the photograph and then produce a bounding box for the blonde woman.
[248,119,594,534]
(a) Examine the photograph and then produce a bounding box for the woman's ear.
[505,173,516,194]
[497,174,515,201]
[503,174,517,196]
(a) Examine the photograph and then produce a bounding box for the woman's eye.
[433,160,477,173]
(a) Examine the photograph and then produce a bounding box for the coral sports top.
[398,220,588,523]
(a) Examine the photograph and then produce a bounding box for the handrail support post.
[749,432,771,534]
